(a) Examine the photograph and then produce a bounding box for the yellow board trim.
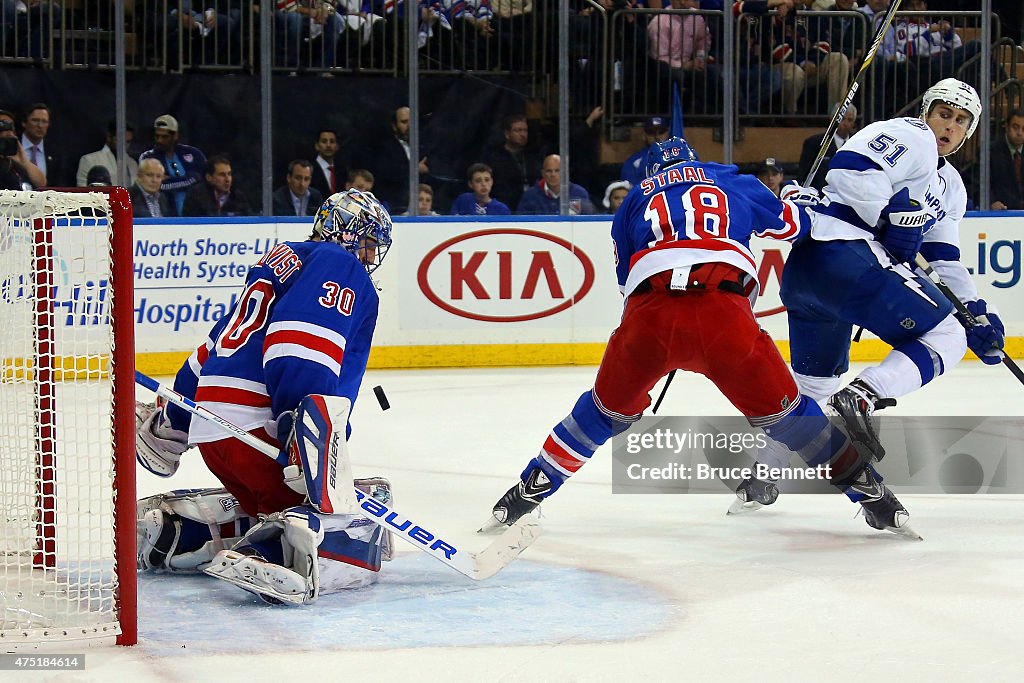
[2,356,110,382]
[134,337,1024,375]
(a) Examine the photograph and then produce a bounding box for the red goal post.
[0,187,136,646]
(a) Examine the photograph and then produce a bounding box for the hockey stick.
[652,371,675,415]
[912,256,1024,385]
[134,371,541,580]
[802,0,905,187]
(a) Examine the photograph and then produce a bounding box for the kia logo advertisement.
[417,229,596,322]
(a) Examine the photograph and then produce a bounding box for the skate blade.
[478,508,541,535]
[726,498,763,515]
[883,523,923,541]
[477,515,507,535]
[857,508,923,540]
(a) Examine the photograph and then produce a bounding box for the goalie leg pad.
[212,499,391,603]
[355,477,394,562]
[286,394,356,514]
[315,511,384,591]
[136,488,255,572]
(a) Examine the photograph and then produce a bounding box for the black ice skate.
[727,471,779,515]
[479,467,550,534]
[845,464,922,540]
[828,379,896,462]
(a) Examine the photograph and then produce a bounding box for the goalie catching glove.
[963,298,1005,365]
[878,187,935,263]
[136,398,189,477]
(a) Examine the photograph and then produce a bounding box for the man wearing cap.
[140,115,208,216]
[621,117,670,187]
[755,158,785,196]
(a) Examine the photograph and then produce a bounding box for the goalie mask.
[920,78,981,155]
[312,189,393,274]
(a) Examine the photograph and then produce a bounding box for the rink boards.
[128,213,1024,374]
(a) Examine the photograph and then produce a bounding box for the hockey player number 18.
[644,185,730,246]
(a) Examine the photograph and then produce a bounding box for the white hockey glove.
[136,399,189,477]
[780,183,820,207]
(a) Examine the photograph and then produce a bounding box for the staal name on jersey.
[640,166,715,196]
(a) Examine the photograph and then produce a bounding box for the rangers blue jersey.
[171,240,379,444]
[613,160,811,299]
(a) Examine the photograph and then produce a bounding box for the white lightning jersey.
[810,116,978,302]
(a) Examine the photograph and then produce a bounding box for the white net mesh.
[0,190,124,642]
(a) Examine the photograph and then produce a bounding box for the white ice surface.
[38,362,1024,681]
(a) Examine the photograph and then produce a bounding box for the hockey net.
[0,188,136,645]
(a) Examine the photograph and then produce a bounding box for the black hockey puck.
[373,385,390,411]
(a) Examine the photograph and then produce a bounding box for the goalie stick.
[802,0,905,187]
[134,370,541,580]
[912,256,1024,386]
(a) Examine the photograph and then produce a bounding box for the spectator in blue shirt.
[621,116,670,187]
[451,163,512,216]
[517,154,596,215]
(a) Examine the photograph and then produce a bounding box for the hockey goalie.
[135,189,395,605]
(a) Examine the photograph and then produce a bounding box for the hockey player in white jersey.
[732,79,1006,519]
[135,189,397,605]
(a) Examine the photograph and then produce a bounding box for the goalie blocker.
[281,394,359,514]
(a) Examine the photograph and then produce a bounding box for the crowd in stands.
[2,92,1022,215]
[0,1,1020,212]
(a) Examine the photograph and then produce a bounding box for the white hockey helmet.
[920,78,981,153]
[312,189,393,274]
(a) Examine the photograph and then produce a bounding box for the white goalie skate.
[205,549,313,606]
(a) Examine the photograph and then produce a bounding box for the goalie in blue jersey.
[134,189,397,605]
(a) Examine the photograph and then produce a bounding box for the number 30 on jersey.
[643,185,730,247]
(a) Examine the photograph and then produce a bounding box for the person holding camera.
[0,110,46,190]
